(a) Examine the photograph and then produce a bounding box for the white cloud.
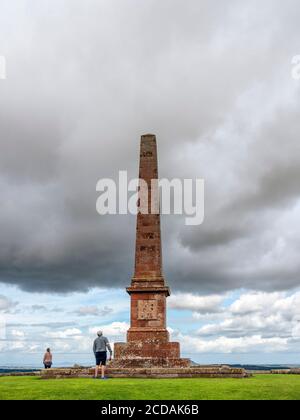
[229,292,283,315]
[193,290,300,356]
[73,306,112,317]
[0,315,5,339]
[9,341,25,351]
[89,322,129,338]
[180,334,288,354]
[31,305,47,311]
[292,323,300,339]
[45,328,82,339]
[75,306,99,316]
[10,329,25,339]
[167,327,175,335]
[0,295,17,312]
[169,293,225,313]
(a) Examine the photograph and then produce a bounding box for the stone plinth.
[112,341,189,368]
[40,366,249,379]
[114,341,181,359]
[110,357,190,369]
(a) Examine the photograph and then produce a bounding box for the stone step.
[40,366,249,379]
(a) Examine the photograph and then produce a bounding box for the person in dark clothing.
[93,331,113,379]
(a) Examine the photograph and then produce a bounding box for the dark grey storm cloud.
[0,0,300,294]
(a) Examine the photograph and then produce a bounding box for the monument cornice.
[126,286,170,297]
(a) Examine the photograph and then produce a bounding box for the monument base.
[40,366,249,379]
[110,357,190,369]
[111,341,190,368]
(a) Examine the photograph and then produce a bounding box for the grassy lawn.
[0,375,299,400]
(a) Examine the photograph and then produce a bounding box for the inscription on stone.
[142,233,155,239]
[138,300,158,320]
[141,151,153,157]
[140,245,156,252]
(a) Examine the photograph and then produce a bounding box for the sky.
[0,0,300,367]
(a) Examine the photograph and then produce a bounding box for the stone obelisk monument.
[113,134,190,368]
[41,134,248,378]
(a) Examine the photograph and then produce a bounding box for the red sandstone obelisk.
[113,134,189,368]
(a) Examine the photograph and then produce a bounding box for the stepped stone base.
[112,341,189,368]
[40,366,249,379]
[109,358,190,369]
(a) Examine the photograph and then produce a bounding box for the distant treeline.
[230,365,291,371]
[0,369,39,374]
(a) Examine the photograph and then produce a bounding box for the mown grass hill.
[0,375,300,400]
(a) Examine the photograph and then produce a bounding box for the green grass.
[0,375,299,400]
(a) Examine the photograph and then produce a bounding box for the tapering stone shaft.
[127,135,170,343]
[112,134,186,365]
[133,134,163,281]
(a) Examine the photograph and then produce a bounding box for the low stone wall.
[40,368,91,379]
[107,366,249,379]
[40,365,249,379]
[246,370,271,375]
[0,371,40,377]
[271,369,300,375]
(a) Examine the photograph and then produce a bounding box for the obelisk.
[41,135,248,379]
[112,135,189,368]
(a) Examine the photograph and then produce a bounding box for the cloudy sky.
[1,0,300,366]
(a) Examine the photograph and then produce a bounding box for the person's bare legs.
[101,364,105,378]
[95,364,99,378]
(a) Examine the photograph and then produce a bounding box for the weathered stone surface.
[0,371,40,377]
[40,366,249,379]
[110,135,186,368]
[114,342,183,360]
[40,368,91,379]
[111,355,190,369]
[271,369,300,374]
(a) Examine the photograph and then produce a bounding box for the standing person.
[43,348,53,369]
[93,331,113,379]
